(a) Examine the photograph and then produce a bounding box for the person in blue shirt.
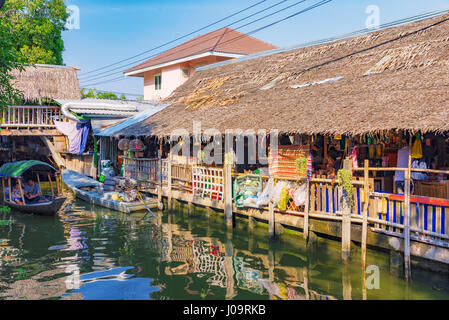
[24,178,42,203]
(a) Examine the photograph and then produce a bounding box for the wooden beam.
[362,159,369,268]
[342,159,353,262]
[404,137,412,281]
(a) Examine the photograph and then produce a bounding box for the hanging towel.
[55,121,91,154]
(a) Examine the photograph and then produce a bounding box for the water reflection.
[0,194,448,300]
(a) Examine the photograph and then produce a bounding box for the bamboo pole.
[35,172,41,187]
[304,179,310,241]
[361,159,369,269]
[1,179,5,203]
[224,152,233,229]
[341,159,352,262]
[48,173,54,197]
[404,137,412,281]
[268,178,275,240]
[8,178,12,202]
[18,179,26,205]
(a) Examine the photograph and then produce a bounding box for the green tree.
[81,88,126,100]
[2,0,69,65]
[0,3,24,108]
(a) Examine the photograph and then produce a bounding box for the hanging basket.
[118,139,130,151]
[129,139,145,152]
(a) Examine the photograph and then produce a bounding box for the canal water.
[0,191,448,300]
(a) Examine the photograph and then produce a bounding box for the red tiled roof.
[124,27,277,75]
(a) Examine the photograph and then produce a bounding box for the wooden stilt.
[18,179,26,205]
[404,137,412,281]
[224,153,233,229]
[167,153,172,210]
[341,159,352,262]
[268,179,275,240]
[362,159,369,268]
[8,178,12,202]
[47,173,54,197]
[1,179,5,203]
[304,180,310,241]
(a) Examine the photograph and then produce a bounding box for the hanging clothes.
[55,121,91,155]
[351,146,359,169]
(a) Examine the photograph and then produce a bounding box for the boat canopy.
[0,161,57,178]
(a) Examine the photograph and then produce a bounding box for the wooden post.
[341,159,352,262]
[18,179,26,205]
[404,137,412,281]
[1,179,5,203]
[167,153,172,210]
[361,159,369,268]
[304,180,310,241]
[35,172,41,187]
[54,173,61,196]
[268,178,275,240]
[224,152,233,229]
[48,173,54,197]
[8,178,12,202]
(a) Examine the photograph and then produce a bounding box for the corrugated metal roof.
[55,98,163,119]
[95,104,170,137]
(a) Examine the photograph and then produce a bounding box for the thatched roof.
[11,64,81,103]
[119,12,449,137]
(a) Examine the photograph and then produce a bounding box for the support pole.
[1,179,5,203]
[167,153,172,210]
[8,178,12,202]
[268,178,276,240]
[18,179,26,205]
[304,179,310,241]
[361,159,369,268]
[48,173,54,197]
[341,159,352,262]
[404,136,412,281]
[224,152,233,229]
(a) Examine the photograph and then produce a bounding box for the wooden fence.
[1,106,63,128]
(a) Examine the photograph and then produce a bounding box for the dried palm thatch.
[118,13,449,138]
[10,64,81,103]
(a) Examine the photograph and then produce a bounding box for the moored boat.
[0,160,67,216]
[62,170,162,213]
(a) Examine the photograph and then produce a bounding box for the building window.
[182,68,190,78]
[154,74,162,90]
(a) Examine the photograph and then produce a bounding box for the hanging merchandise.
[351,146,359,169]
[293,183,307,207]
[411,133,423,159]
[129,139,145,152]
[375,143,383,159]
[277,184,290,211]
[256,178,273,207]
[368,144,375,159]
[270,181,284,205]
[118,139,130,151]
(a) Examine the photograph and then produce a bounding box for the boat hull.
[62,170,161,214]
[5,197,67,216]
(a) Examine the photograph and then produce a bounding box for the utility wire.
[79,0,270,77]
[80,0,313,85]
[79,0,291,82]
[81,0,329,87]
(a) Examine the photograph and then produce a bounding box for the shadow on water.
[0,193,448,300]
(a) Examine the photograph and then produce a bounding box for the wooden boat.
[0,160,67,216]
[62,170,162,214]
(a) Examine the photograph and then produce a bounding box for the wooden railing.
[124,158,160,189]
[0,106,63,128]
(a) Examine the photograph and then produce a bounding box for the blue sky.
[63,0,449,97]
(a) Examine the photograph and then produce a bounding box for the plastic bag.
[293,183,307,206]
[411,137,423,159]
[256,178,273,207]
[277,185,290,211]
[270,181,284,205]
